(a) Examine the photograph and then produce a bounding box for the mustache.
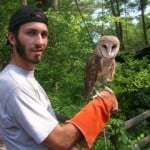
[31,44,46,50]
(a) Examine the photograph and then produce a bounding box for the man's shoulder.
[0,65,29,96]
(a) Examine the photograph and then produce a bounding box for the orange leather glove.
[66,89,118,148]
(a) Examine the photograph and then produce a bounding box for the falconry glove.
[66,89,118,148]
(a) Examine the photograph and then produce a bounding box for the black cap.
[8,6,48,32]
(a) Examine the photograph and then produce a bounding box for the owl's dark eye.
[102,45,107,49]
[112,45,117,49]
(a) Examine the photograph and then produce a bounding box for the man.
[0,6,118,150]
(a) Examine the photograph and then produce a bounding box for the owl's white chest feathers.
[98,58,115,82]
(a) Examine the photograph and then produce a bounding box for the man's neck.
[10,59,34,71]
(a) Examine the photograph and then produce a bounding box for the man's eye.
[27,31,36,35]
[41,32,48,38]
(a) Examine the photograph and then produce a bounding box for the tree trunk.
[20,0,27,6]
[41,0,59,9]
[140,0,148,45]
[124,110,150,129]
[109,0,124,50]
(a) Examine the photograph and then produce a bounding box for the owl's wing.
[84,53,102,101]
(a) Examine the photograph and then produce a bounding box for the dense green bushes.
[0,4,149,149]
[35,8,150,149]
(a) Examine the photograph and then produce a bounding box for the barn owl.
[84,35,120,101]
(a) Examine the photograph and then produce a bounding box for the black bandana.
[8,6,48,32]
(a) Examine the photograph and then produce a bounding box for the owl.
[84,35,120,101]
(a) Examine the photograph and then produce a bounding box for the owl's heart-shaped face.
[96,36,120,59]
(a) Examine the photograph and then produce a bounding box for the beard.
[15,37,42,64]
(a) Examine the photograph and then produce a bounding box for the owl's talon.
[92,87,102,99]
[104,86,114,94]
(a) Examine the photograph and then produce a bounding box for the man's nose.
[37,34,44,43]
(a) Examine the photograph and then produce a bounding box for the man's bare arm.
[43,123,83,150]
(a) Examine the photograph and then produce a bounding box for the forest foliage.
[0,0,150,149]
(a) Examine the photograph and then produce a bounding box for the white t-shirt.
[0,64,58,150]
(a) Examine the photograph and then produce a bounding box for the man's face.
[15,22,48,64]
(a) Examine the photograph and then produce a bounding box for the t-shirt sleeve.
[6,86,58,144]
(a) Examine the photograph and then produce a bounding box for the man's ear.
[7,32,16,45]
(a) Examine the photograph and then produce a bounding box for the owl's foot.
[92,86,114,99]
[104,86,114,94]
[92,87,102,99]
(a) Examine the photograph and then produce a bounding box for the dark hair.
[8,6,48,33]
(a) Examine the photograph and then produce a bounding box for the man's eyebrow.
[25,28,48,32]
